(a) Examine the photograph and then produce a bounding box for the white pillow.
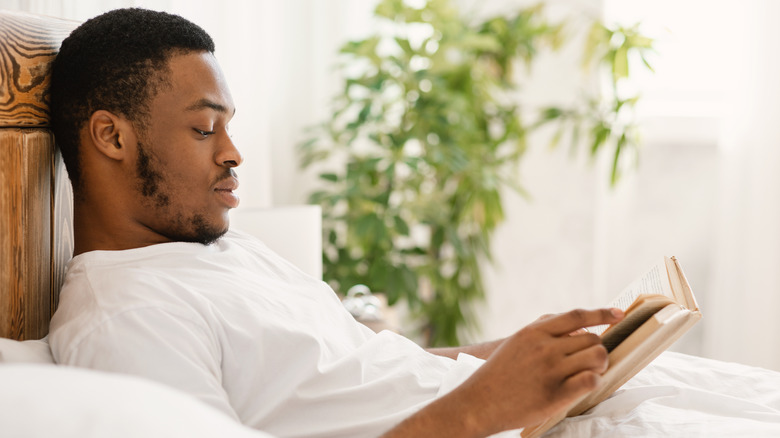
[0,364,275,438]
[0,336,54,363]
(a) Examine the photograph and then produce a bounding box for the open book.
[521,256,702,438]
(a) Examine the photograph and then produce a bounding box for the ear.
[87,110,133,161]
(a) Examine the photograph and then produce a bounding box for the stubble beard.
[135,140,228,245]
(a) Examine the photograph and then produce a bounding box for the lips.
[214,176,240,208]
[215,178,238,190]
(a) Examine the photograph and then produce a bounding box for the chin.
[194,220,229,245]
[195,227,228,246]
[166,214,229,245]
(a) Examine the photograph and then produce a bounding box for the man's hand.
[382,308,624,438]
[425,311,597,360]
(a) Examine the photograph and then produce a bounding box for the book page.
[590,258,673,336]
[600,295,674,351]
[669,257,698,310]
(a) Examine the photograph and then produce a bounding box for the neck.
[71,199,170,256]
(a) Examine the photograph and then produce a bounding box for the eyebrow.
[185,98,236,115]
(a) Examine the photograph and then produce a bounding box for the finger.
[541,308,624,337]
[556,332,602,355]
[560,369,602,401]
[537,313,556,322]
[557,343,609,377]
[569,328,588,336]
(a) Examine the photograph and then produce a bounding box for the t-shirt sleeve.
[56,307,239,422]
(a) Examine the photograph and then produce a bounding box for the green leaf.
[611,133,627,186]
[319,173,339,182]
[613,46,629,79]
[393,216,410,235]
[629,35,654,48]
[401,266,417,298]
[590,124,611,155]
[569,122,581,156]
[640,53,655,73]
[459,34,502,53]
[374,0,402,19]
[400,247,427,256]
[373,190,391,206]
[431,227,444,250]
[548,125,564,149]
[582,22,607,69]
[395,37,414,55]
[308,190,331,205]
[541,106,562,120]
[341,36,381,59]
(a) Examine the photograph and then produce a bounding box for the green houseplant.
[300,0,655,346]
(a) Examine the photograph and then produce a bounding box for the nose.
[216,132,243,168]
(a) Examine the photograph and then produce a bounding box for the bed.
[2,9,780,438]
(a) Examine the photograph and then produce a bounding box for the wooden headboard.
[0,11,77,340]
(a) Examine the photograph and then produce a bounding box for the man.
[48,8,623,438]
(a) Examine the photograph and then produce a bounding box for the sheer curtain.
[592,0,780,370]
[481,0,780,372]
[704,1,780,370]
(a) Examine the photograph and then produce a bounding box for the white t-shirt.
[49,230,482,438]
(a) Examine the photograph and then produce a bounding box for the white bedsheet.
[542,352,780,437]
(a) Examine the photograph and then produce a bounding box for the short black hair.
[50,8,215,190]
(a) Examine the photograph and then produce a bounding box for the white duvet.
[542,352,780,437]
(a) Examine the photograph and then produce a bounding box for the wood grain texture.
[0,129,53,340]
[0,11,77,127]
[0,11,77,340]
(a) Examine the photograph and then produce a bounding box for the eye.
[193,128,216,138]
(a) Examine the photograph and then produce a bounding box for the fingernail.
[611,308,624,318]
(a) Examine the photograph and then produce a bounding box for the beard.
[135,141,229,245]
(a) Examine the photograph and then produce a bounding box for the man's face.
[130,51,241,245]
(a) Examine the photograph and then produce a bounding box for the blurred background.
[4,0,779,371]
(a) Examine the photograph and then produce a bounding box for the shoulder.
[50,303,218,368]
[50,246,221,358]
[57,248,206,316]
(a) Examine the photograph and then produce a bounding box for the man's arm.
[385,308,624,437]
